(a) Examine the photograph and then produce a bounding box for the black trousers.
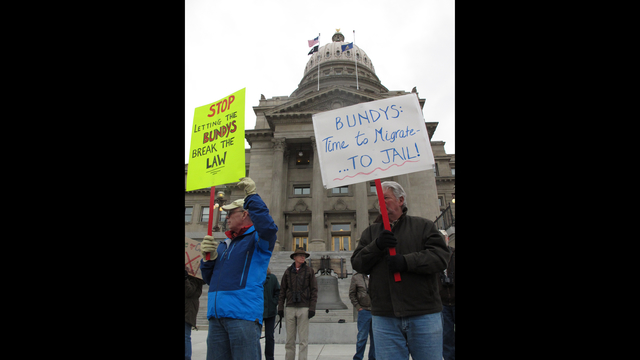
[263,315,276,360]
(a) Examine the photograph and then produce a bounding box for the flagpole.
[353,30,359,90]
[317,33,320,91]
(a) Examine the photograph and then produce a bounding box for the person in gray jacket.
[349,272,375,360]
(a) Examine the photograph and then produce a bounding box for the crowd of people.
[185,178,455,360]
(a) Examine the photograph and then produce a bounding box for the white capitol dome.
[303,31,375,77]
[291,30,387,97]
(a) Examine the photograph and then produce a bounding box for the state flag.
[341,42,353,52]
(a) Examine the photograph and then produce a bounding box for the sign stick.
[374,179,401,282]
[205,186,215,261]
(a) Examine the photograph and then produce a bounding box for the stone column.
[271,138,286,251]
[407,169,440,221]
[354,181,369,249]
[279,148,290,251]
[309,136,326,251]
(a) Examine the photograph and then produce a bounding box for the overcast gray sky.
[185,0,454,165]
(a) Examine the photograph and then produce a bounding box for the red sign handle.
[205,186,215,261]
[375,179,401,282]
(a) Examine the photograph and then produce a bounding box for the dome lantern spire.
[332,29,344,42]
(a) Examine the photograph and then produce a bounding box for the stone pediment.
[265,87,381,118]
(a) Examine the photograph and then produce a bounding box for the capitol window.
[369,179,393,194]
[336,50,340,56]
[200,206,209,222]
[346,50,351,57]
[296,150,310,165]
[292,224,309,251]
[332,186,349,194]
[294,186,310,195]
[326,51,330,58]
[185,206,193,223]
[331,224,351,251]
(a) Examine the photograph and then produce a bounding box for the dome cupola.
[332,31,345,42]
[291,30,386,96]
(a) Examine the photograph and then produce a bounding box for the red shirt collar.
[225,225,253,240]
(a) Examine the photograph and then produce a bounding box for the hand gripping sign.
[312,94,436,281]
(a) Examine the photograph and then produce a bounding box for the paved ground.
[188,328,376,360]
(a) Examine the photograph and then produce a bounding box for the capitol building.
[185,30,455,251]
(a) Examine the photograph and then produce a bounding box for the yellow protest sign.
[187,88,246,191]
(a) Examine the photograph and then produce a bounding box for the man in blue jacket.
[200,177,278,360]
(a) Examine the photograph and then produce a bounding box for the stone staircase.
[194,249,357,329]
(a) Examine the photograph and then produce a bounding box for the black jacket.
[185,275,204,327]
[438,246,455,306]
[263,273,280,318]
[277,261,318,312]
[351,208,450,317]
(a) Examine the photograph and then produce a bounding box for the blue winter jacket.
[200,194,278,325]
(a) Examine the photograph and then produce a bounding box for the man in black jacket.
[277,248,318,360]
[185,270,204,360]
[263,268,280,360]
[351,181,450,360]
[439,239,455,360]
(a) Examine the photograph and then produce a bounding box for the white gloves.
[201,235,219,261]
[237,177,257,197]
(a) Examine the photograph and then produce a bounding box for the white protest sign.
[312,94,435,189]
[185,236,203,279]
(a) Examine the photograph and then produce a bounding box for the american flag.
[308,36,319,47]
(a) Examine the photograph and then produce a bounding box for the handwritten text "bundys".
[334,105,402,131]
[202,120,237,144]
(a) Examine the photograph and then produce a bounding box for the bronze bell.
[315,274,348,312]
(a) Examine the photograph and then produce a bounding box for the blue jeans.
[442,305,455,360]
[185,322,192,360]
[354,309,375,360]
[372,313,443,360]
[207,318,261,360]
